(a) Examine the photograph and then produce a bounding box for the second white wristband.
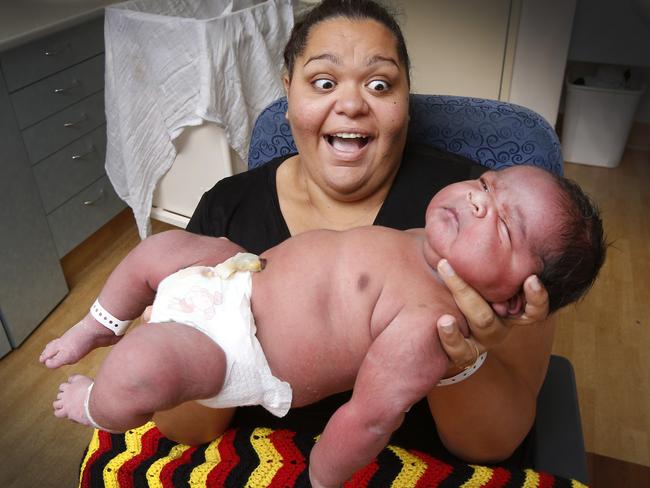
[436,352,488,387]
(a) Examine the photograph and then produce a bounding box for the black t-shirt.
[187,143,531,466]
[187,143,485,247]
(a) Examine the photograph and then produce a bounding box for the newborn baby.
[40,166,605,487]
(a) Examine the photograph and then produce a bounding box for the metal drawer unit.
[2,17,125,261]
[48,175,126,257]
[1,17,104,92]
[0,16,124,355]
[0,71,68,354]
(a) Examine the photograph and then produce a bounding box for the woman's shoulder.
[192,156,286,213]
[213,156,285,195]
[186,155,291,249]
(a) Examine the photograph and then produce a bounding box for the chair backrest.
[248,94,563,175]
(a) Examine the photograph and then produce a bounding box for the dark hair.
[283,0,411,85]
[539,174,607,313]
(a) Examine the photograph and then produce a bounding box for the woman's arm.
[428,318,554,462]
[428,260,553,462]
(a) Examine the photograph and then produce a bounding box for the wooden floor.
[555,148,650,469]
[0,148,648,487]
[0,212,175,488]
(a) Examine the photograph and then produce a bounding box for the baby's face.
[424,165,562,302]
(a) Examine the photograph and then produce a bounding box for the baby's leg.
[55,323,227,433]
[40,314,121,369]
[40,231,245,369]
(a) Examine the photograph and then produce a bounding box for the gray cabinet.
[0,16,125,352]
[0,70,68,349]
[0,321,11,359]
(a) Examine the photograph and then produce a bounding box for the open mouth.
[326,132,371,153]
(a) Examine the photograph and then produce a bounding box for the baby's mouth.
[326,132,371,153]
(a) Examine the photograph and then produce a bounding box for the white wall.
[395,0,512,99]
[508,0,577,125]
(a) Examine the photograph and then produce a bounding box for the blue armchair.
[248,94,588,484]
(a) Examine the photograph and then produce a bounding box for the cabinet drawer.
[22,91,105,164]
[34,126,107,213]
[11,54,104,129]
[48,175,126,258]
[0,17,104,92]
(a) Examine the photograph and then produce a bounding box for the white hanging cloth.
[104,0,294,237]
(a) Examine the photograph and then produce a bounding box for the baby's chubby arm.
[308,305,450,488]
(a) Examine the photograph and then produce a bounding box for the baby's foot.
[53,375,94,427]
[39,314,120,368]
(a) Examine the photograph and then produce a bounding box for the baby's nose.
[468,191,487,217]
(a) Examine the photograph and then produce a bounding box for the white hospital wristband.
[436,352,488,387]
[90,299,130,336]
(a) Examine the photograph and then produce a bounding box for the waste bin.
[562,71,645,168]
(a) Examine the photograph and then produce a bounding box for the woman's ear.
[282,73,290,94]
[491,291,525,318]
[282,75,291,121]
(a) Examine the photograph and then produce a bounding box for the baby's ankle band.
[90,299,130,336]
[84,382,121,434]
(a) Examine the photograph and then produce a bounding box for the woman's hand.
[435,259,549,372]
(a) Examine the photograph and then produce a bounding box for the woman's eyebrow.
[304,53,340,67]
[366,54,399,69]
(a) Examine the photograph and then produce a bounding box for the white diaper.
[149,254,292,417]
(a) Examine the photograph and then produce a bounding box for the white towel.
[104,0,294,238]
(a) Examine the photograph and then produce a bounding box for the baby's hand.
[39,315,120,368]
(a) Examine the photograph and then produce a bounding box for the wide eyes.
[313,78,336,90]
[311,78,390,92]
[367,79,390,91]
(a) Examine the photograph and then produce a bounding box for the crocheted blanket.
[79,423,587,487]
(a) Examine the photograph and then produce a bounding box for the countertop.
[0,0,118,53]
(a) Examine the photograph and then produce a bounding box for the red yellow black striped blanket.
[79,422,587,487]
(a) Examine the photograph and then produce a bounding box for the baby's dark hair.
[539,173,606,313]
[283,0,411,85]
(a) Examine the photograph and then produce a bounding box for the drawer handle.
[44,42,70,57]
[53,79,80,94]
[83,188,105,206]
[63,113,87,128]
[71,145,96,160]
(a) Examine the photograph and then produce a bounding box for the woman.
[153,0,552,466]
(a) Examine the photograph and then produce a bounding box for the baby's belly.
[251,276,377,406]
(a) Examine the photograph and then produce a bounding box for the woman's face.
[284,18,410,201]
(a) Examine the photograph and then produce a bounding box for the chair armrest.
[532,355,588,483]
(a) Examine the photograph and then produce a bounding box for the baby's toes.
[43,353,65,369]
[53,397,66,416]
[68,374,90,385]
[39,340,60,363]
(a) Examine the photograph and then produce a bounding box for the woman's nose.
[334,84,368,117]
[468,191,488,218]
